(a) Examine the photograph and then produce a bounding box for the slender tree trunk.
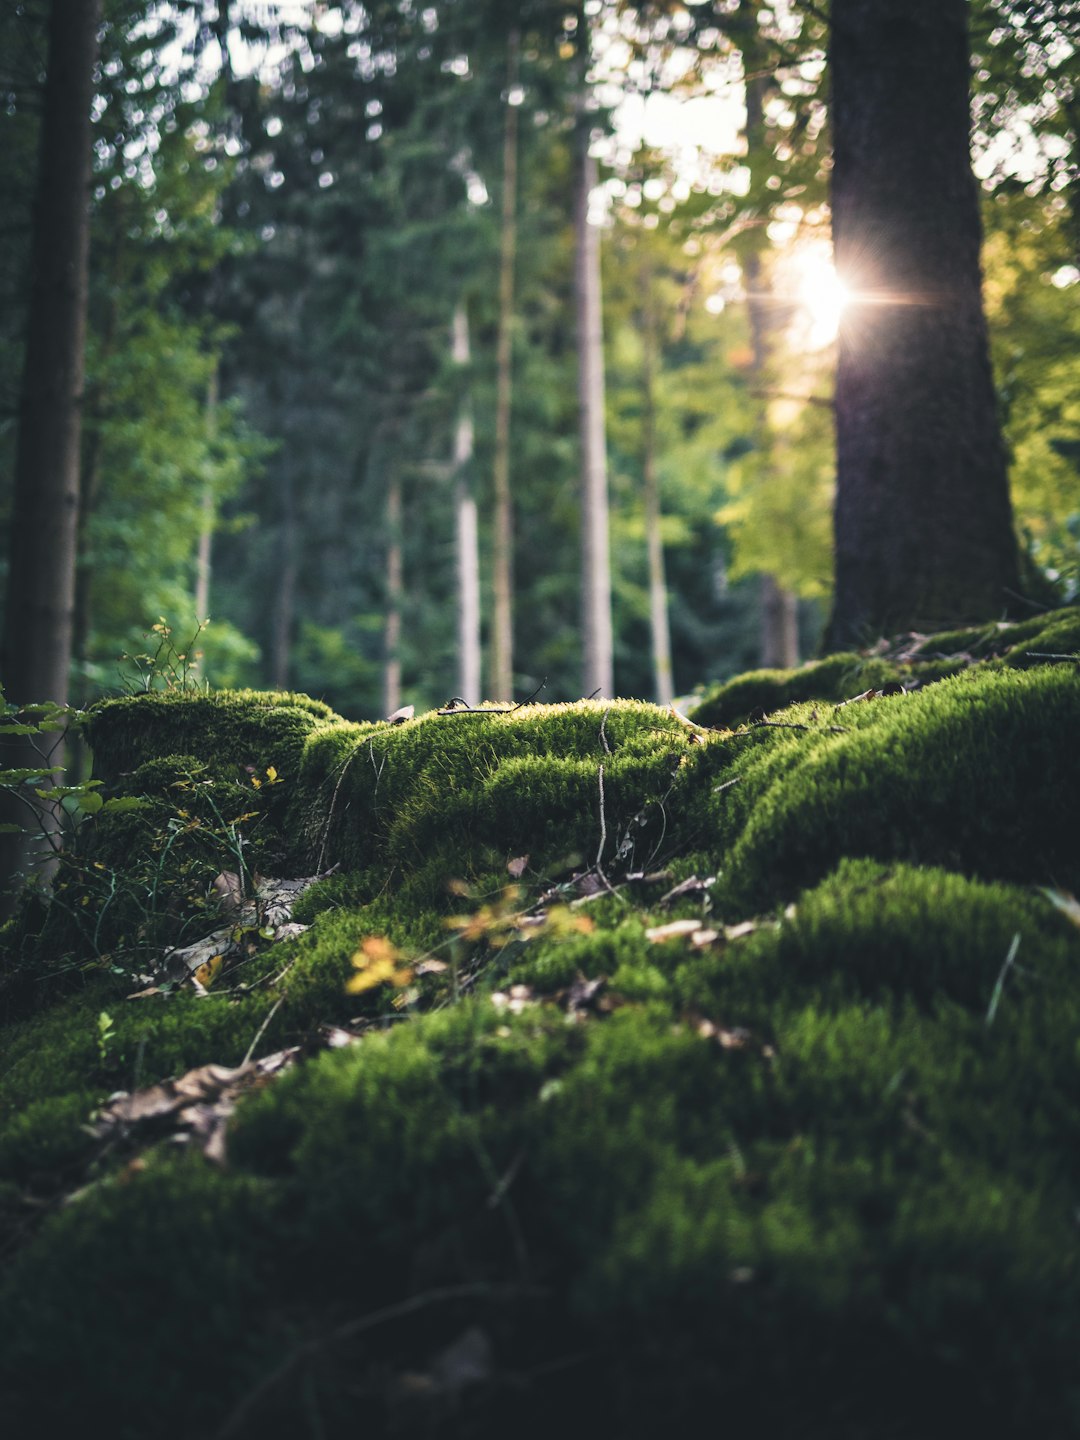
[742,68,799,671]
[491,29,519,701]
[760,574,799,668]
[270,466,296,690]
[575,135,613,698]
[826,0,1019,645]
[640,255,674,704]
[0,0,101,904]
[383,470,403,716]
[194,363,218,629]
[452,304,481,704]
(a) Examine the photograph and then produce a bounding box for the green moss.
[3,649,1080,1435]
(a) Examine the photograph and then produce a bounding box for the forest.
[1,1,1080,1436]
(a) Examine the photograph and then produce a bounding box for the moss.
[3,650,1080,1435]
[83,688,343,788]
[689,605,1080,728]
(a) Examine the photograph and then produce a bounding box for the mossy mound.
[1,643,1079,1437]
[688,604,1080,728]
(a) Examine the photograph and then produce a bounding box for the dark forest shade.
[826,0,1020,647]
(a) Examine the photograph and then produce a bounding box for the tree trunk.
[2,0,100,705]
[0,0,101,904]
[491,29,519,702]
[383,470,403,716]
[742,67,800,672]
[826,0,1019,645]
[760,573,799,668]
[269,465,296,691]
[194,363,219,630]
[640,255,674,704]
[575,135,613,698]
[452,303,481,704]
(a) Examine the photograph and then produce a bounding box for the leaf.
[507,855,530,879]
[347,935,414,994]
[102,796,149,814]
[1040,888,1080,930]
[193,954,225,990]
[77,791,104,815]
[386,704,415,725]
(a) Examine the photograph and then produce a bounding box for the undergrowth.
[1,617,1079,1437]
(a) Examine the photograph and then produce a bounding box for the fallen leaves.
[85,1048,301,1167]
[347,936,415,995]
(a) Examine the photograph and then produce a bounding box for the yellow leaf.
[266,765,278,783]
[194,954,225,989]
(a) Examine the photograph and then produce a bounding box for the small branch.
[749,386,834,410]
[599,708,612,756]
[986,932,1021,1026]
[750,720,849,734]
[1023,652,1079,663]
[241,990,288,1067]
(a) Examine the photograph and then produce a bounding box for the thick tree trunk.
[0,0,101,903]
[826,0,1019,646]
[452,303,481,704]
[640,256,674,704]
[491,30,519,702]
[2,0,100,705]
[575,137,613,698]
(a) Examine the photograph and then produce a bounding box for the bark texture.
[575,140,613,698]
[826,0,1019,646]
[2,0,101,705]
[491,31,519,702]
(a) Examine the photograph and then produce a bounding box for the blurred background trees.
[1,0,1077,722]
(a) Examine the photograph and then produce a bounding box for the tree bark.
[640,254,674,704]
[194,362,219,630]
[575,136,613,698]
[452,303,481,704]
[826,0,1019,646]
[269,464,296,691]
[2,0,100,706]
[383,470,403,717]
[491,29,519,702]
[0,0,101,904]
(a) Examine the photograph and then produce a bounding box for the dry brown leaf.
[506,855,530,879]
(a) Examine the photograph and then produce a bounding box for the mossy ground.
[1,616,1079,1437]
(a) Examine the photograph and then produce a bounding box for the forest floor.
[1,606,1080,1438]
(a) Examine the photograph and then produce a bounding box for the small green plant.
[96,1011,115,1068]
[120,617,210,694]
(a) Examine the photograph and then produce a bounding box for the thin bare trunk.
[575,137,613,698]
[270,467,296,690]
[453,304,481,703]
[491,29,519,701]
[760,573,799,668]
[194,363,218,627]
[744,73,798,671]
[641,255,673,704]
[383,471,403,716]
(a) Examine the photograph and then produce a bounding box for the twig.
[1023,652,1079,663]
[437,678,548,717]
[751,720,849,734]
[599,708,612,756]
[214,1283,547,1440]
[241,990,288,1067]
[315,739,366,874]
[986,932,1021,1026]
[714,777,742,795]
[596,764,608,871]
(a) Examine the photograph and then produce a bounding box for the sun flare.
[793,250,851,349]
